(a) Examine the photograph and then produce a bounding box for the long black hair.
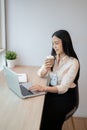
[51,30,80,85]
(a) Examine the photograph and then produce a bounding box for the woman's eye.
[55,42,59,45]
[53,42,59,45]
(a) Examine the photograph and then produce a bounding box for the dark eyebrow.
[52,41,59,44]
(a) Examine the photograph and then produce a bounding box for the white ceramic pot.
[7,59,17,68]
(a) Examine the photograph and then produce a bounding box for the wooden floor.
[62,117,87,130]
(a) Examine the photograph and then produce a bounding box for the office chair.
[64,86,79,130]
[65,86,79,121]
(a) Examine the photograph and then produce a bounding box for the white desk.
[0,66,47,130]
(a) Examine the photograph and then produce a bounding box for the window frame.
[0,0,6,70]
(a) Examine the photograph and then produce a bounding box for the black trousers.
[40,86,78,130]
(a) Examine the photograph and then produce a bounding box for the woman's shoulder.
[69,56,79,66]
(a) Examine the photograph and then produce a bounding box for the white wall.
[6,0,87,117]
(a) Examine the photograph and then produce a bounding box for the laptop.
[3,66,46,99]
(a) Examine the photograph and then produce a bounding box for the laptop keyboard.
[20,85,33,96]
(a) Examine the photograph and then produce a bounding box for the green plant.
[5,51,17,60]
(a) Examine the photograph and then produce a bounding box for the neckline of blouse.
[55,54,68,62]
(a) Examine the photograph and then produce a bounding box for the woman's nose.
[54,44,57,49]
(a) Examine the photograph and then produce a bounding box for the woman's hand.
[44,58,54,70]
[29,84,59,93]
[29,85,47,92]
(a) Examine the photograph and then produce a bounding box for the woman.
[29,30,80,130]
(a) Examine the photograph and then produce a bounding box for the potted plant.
[5,50,17,68]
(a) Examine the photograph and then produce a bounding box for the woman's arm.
[38,57,54,77]
[29,84,58,93]
[37,65,50,77]
[56,58,79,94]
[30,58,79,94]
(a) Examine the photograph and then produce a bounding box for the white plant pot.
[7,59,17,68]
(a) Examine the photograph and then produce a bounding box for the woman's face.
[52,36,64,55]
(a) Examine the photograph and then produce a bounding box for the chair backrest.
[65,86,79,121]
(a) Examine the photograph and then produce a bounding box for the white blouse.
[37,55,79,94]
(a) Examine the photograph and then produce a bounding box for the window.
[0,0,6,70]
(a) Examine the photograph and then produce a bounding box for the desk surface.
[0,66,47,130]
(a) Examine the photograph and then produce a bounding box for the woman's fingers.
[29,85,45,92]
[45,59,54,68]
[29,86,38,91]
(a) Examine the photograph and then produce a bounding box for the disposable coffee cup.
[46,55,54,60]
[45,55,54,69]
